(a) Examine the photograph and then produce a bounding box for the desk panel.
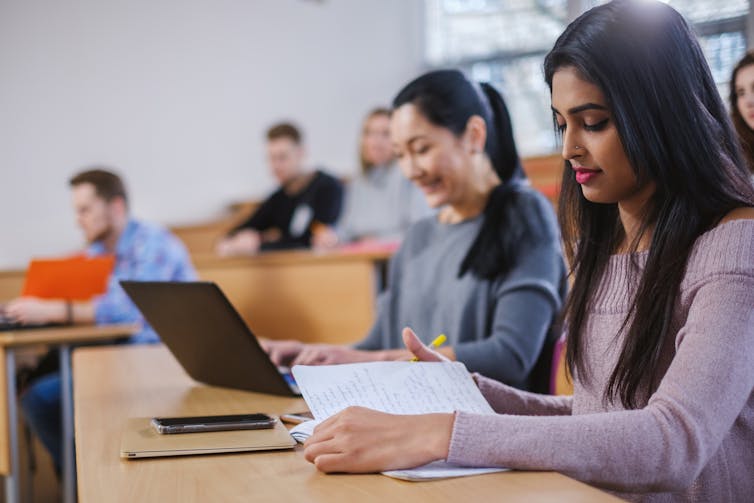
[0,270,24,302]
[193,250,388,345]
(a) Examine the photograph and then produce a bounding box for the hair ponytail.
[478,82,523,183]
[458,83,526,280]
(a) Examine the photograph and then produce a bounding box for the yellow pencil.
[410,333,447,362]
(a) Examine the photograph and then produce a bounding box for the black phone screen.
[151,413,275,433]
[154,413,272,426]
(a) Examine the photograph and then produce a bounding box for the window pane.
[426,0,750,154]
[426,0,568,64]
[587,0,748,21]
[469,56,555,156]
[665,0,748,23]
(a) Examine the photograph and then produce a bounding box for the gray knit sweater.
[356,185,567,389]
[447,219,754,502]
[337,164,431,242]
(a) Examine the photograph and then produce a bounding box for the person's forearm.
[39,300,96,324]
[421,413,455,461]
[71,301,96,324]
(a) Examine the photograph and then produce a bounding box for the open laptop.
[120,281,299,396]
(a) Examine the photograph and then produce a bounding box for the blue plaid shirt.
[87,219,196,343]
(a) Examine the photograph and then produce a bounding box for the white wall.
[0,0,425,268]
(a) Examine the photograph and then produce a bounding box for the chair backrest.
[550,335,573,395]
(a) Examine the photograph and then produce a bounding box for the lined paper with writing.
[291,361,494,420]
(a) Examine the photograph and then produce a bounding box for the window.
[425,0,750,155]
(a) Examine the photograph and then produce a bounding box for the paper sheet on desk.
[382,461,508,481]
[289,419,319,443]
[289,421,508,481]
[291,361,495,419]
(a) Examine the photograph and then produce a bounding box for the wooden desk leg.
[59,345,76,503]
[4,349,20,503]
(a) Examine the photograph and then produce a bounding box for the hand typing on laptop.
[4,297,70,325]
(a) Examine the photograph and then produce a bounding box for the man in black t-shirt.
[216,122,343,255]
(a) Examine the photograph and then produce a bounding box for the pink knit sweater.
[447,220,754,502]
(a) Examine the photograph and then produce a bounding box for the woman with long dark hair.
[302,1,754,500]
[730,50,754,177]
[264,69,567,389]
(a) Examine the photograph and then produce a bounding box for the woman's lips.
[573,167,601,184]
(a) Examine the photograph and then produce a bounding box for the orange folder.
[21,255,115,301]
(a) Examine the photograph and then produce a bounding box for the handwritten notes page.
[291,361,494,420]
[290,361,507,481]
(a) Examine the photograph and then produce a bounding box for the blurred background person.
[8,167,196,474]
[731,50,754,180]
[216,122,344,255]
[313,108,430,249]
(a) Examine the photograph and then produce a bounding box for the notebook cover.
[120,417,296,459]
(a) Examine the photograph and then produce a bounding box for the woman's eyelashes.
[555,117,609,133]
[412,143,430,155]
[584,118,609,132]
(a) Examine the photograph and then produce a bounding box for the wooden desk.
[74,345,619,502]
[0,324,138,503]
[192,248,393,345]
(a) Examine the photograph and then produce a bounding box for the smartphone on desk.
[151,413,276,434]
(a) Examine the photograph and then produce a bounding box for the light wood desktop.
[74,345,619,503]
[0,323,139,503]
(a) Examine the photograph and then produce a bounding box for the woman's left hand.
[292,345,384,366]
[303,406,454,473]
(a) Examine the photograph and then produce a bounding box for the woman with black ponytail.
[264,69,567,390]
[303,2,754,500]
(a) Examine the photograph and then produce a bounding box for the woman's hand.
[402,327,451,362]
[291,345,385,366]
[5,297,65,325]
[260,339,306,367]
[215,230,261,257]
[304,406,454,473]
[311,226,339,250]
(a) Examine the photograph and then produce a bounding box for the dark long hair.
[730,51,754,174]
[392,69,525,279]
[544,0,754,408]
